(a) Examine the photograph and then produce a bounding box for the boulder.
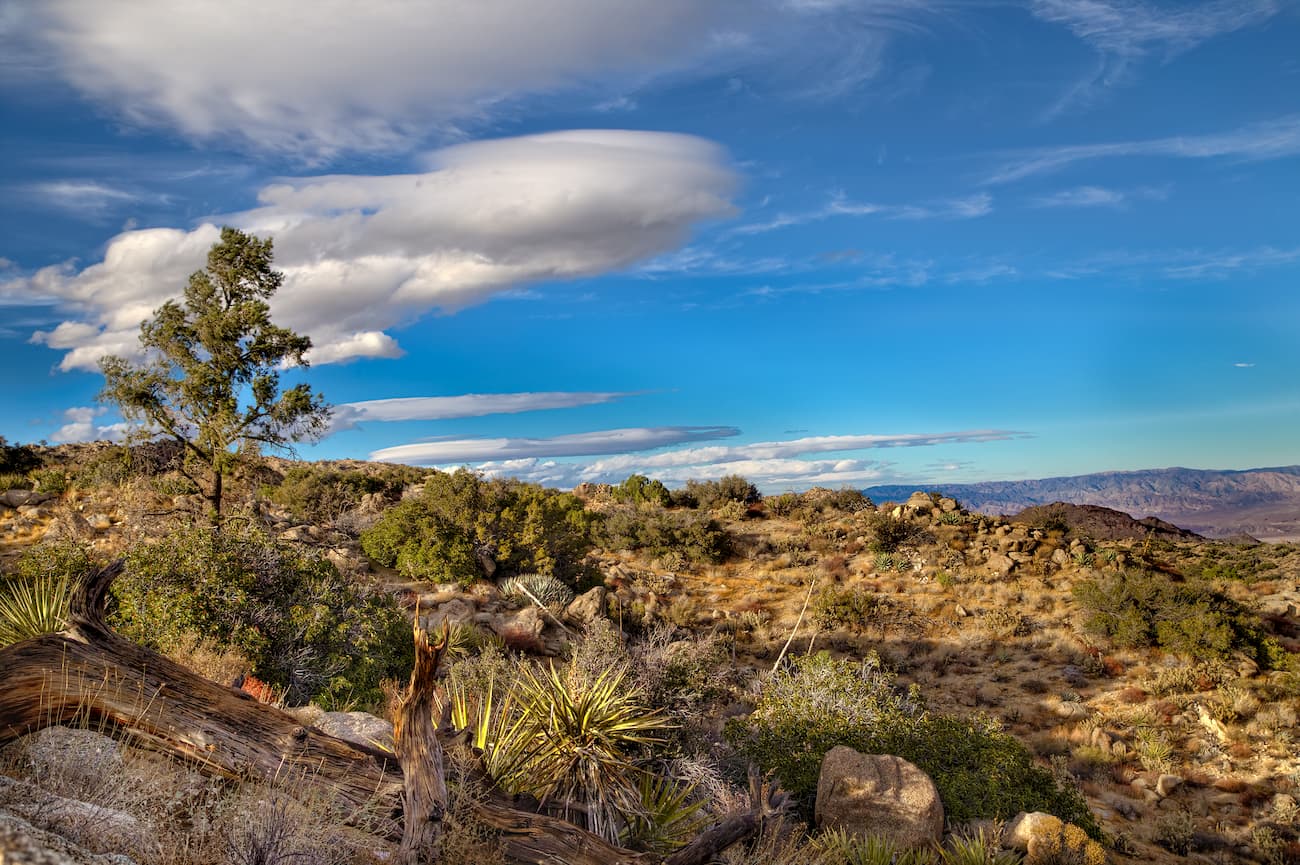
[1004,811,1106,865]
[903,492,934,515]
[985,552,1016,574]
[0,778,150,858]
[312,711,394,752]
[22,728,122,792]
[565,586,608,624]
[0,811,138,865]
[814,747,944,849]
[0,490,54,509]
[495,605,545,643]
[425,598,476,628]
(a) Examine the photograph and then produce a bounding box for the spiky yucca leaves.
[498,573,575,608]
[815,829,939,865]
[0,572,75,647]
[620,773,708,853]
[942,830,1022,865]
[446,657,668,843]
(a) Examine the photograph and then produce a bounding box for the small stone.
[1156,774,1183,798]
[86,513,112,531]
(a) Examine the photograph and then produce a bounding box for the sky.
[1,0,1298,492]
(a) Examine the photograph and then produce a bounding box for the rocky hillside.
[866,465,1300,541]
[2,450,1299,864]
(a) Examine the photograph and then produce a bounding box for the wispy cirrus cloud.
[985,114,1300,184]
[370,426,742,465]
[330,391,637,433]
[25,180,147,216]
[1031,184,1168,209]
[729,192,992,236]
[1029,0,1279,116]
[11,130,738,371]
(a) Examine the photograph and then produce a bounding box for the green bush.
[682,475,759,510]
[1072,570,1284,667]
[864,512,920,553]
[725,652,1098,834]
[28,467,70,495]
[611,474,672,507]
[0,472,32,492]
[598,505,731,565]
[263,462,423,523]
[360,469,597,588]
[112,526,411,707]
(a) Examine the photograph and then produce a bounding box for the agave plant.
[497,573,575,609]
[0,572,75,647]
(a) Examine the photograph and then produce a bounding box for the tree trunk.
[210,461,223,529]
[0,562,781,864]
[393,618,449,864]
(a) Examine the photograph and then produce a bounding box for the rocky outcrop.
[814,747,944,849]
[0,811,138,865]
[0,778,149,859]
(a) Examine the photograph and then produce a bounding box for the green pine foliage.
[360,468,597,588]
[263,462,425,523]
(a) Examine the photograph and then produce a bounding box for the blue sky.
[1,0,1298,491]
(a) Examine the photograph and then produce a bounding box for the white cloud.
[1233,362,1255,368]
[729,192,992,236]
[985,114,1300,184]
[10,1,950,158]
[24,180,146,217]
[1031,184,1169,208]
[49,406,128,443]
[1029,0,1278,115]
[370,426,742,465]
[372,426,1023,490]
[330,391,637,432]
[10,130,738,370]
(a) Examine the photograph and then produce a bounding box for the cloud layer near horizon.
[370,426,1025,489]
[11,130,737,371]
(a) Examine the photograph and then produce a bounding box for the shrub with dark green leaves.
[611,474,672,507]
[864,511,920,553]
[598,505,731,565]
[681,475,759,510]
[1072,570,1285,667]
[360,469,597,588]
[113,526,411,707]
[264,462,423,523]
[725,652,1098,835]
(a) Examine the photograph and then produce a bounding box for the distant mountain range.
[864,465,1300,541]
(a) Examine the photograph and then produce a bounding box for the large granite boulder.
[815,747,944,849]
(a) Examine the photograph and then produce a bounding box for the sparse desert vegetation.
[1,440,1298,863]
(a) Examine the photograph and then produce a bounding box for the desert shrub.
[813,587,884,632]
[765,492,802,517]
[0,472,32,491]
[263,462,421,523]
[0,437,41,475]
[598,505,731,565]
[612,474,672,507]
[864,512,920,553]
[725,652,1098,834]
[817,488,873,514]
[27,467,70,495]
[361,469,597,588]
[682,475,759,510]
[1072,570,1283,666]
[113,526,411,707]
[73,445,134,488]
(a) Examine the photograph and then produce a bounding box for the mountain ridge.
[865,465,1300,541]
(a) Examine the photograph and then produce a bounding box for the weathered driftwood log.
[0,561,782,864]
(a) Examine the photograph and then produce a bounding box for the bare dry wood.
[393,615,450,864]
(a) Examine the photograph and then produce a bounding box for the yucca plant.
[0,572,75,647]
[815,829,939,865]
[941,830,1021,865]
[620,773,708,853]
[498,573,575,609]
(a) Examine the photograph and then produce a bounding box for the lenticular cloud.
[16,130,737,371]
